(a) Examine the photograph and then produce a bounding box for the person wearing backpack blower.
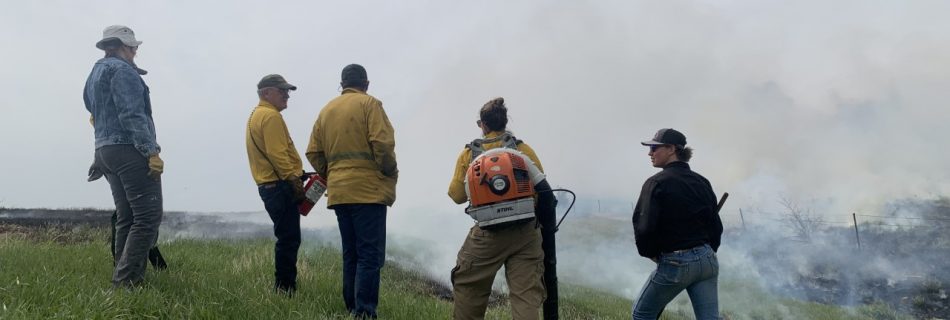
[245,74,306,296]
[447,97,559,320]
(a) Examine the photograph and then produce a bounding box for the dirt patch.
[0,223,105,244]
[394,268,509,308]
[426,274,509,308]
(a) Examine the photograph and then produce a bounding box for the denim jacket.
[84,57,160,157]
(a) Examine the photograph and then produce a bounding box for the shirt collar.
[100,56,131,67]
[664,161,690,170]
[257,99,278,111]
[342,88,365,95]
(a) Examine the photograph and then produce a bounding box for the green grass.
[0,226,630,319]
[0,225,911,319]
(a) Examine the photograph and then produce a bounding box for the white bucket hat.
[95,25,142,50]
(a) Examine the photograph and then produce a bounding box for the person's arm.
[366,100,398,179]
[447,149,471,204]
[305,118,328,178]
[260,113,301,181]
[632,178,662,259]
[84,84,93,116]
[111,66,160,157]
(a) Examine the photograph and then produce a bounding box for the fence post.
[852,213,861,249]
[739,208,747,231]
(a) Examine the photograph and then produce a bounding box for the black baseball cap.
[641,128,687,147]
[341,64,368,88]
[257,74,297,90]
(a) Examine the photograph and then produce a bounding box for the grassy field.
[0,224,910,319]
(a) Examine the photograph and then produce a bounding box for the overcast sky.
[2,1,949,228]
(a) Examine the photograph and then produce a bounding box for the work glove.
[288,178,305,203]
[148,154,164,181]
[87,162,104,182]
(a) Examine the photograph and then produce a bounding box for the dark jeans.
[258,180,302,290]
[334,204,387,318]
[95,144,163,286]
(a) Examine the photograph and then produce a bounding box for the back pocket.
[652,259,686,285]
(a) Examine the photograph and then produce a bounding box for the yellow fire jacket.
[447,131,544,204]
[306,88,398,207]
[246,100,303,185]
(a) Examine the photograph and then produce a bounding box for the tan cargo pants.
[451,221,545,320]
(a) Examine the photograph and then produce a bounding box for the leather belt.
[663,244,707,255]
[258,181,279,189]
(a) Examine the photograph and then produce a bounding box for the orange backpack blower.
[465,148,545,228]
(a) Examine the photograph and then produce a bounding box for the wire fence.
[733,208,950,250]
[740,210,950,229]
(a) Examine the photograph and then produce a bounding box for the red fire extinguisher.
[298,172,327,216]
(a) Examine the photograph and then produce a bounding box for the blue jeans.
[258,180,301,291]
[632,244,720,320]
[334,204,387,318]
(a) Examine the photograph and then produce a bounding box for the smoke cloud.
[2,1,949,316]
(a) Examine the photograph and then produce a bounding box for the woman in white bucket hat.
[84,25,165,289]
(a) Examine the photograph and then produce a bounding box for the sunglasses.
[476,120,482,127]
[649,145,668,152]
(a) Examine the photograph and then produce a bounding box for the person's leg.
[110,210,118,264]
[686,247,720,320]
[105,174,131,269]
[148,247,167,270]
[99,145,162,287]
[100,149,130,270]
[631,257,689,320]
[534,180,559,320]
[504,224,545,320]
[335,205,358,312]
[260,181,301,293]
[351,204,387,318]
[273,181,301,291]
[452,226,506,320]
[539,227,558,320]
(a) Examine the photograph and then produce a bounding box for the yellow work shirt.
[306,88,398,207]
[447,131,544,204]
[246,100,303,185]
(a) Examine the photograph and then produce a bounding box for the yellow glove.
[148,154,164,181]
[89,116,95,126]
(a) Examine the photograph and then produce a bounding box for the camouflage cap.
[257,74,297,90]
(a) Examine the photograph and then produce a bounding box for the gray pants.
[95,144,163,286]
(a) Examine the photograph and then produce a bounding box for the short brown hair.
[675,146,693,162]
[479,97,508,132]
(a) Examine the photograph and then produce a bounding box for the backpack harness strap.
[466,132,522,160]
